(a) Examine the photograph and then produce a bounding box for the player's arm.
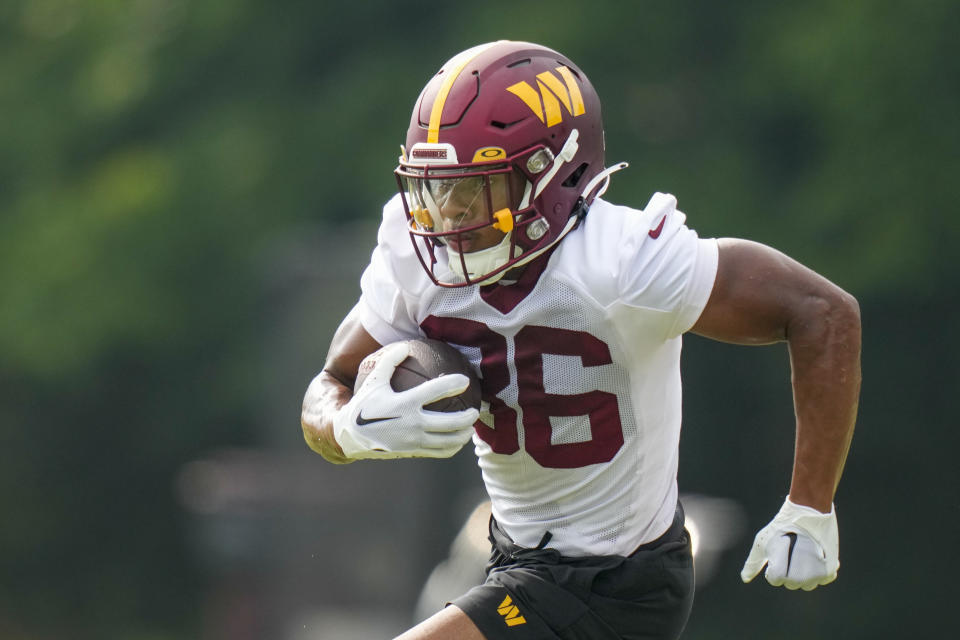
[692,238,861,509]
[691,238,861,589]
[300,306,480,463]
[301,306,383,464]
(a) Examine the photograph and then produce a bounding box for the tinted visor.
[397,164,523,234]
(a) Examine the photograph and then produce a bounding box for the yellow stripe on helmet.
[427,41,502,144]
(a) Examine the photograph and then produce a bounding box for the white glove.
[741,497,839,591]
[333,342,479,460]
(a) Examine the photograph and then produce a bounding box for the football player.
[300,40,861,640]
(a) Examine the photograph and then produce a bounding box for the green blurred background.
[2,0,958,638]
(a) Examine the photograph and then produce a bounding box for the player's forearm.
[301,370,354,464]
[786,288,861,512]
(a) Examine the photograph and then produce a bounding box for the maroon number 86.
[421,315,624,469]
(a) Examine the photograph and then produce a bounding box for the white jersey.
[356,192,718,556]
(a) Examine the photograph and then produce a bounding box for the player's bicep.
[323,304,384,388]
[691,238,839,345]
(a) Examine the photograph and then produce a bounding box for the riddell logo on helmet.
[506,65,586,127]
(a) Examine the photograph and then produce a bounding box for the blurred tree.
[0,0,956,637]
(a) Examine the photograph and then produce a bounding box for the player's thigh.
[395,604,486,640]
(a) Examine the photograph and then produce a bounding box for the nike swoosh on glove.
[741,497,840,591]
[333,342,479,460]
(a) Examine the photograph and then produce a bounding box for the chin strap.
[533,129,581,200]
[580,161,629,203]
[447,231,519,284]
[503,161,630,274]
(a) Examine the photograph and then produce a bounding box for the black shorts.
[452,504,694,640]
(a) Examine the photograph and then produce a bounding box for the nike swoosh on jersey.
[356,412,398,426]
[648,216,666,239]
[784,532,799,575]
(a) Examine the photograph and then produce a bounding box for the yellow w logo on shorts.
[497,594,527,627]
[506,66,586,127]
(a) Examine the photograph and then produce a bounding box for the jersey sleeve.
[617,193,719,339]
[355,195,424,345]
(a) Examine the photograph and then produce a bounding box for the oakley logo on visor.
[472,146,507,162]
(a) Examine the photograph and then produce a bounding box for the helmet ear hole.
[561,162,589,188]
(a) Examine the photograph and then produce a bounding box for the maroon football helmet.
[395,41,608,287]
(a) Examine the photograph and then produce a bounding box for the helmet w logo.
[506,66,586,127]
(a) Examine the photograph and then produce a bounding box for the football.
[355,338,482,412]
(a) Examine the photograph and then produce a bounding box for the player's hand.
[332,342,479,460]
[740,497,839,591]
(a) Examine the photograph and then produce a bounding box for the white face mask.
[446,232,520,286]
